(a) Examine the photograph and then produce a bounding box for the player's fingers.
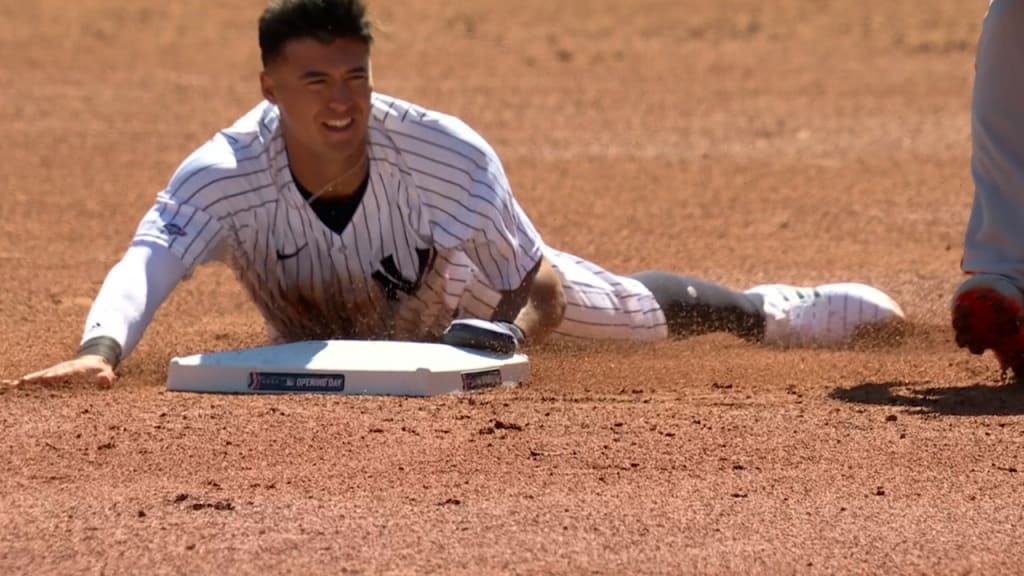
[17,367,71,384]
[15,370,56,384]
[95,369,117,388]
[17,362,94,385]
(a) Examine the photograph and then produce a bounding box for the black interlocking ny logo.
[372,248,436,300]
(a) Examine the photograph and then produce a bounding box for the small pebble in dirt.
[886,414,898,422]
[173,493,189,503]
[137,510,147,518]
[875,487,886,496]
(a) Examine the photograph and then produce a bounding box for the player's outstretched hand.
[440,318,525,355]
[8,355,117,388]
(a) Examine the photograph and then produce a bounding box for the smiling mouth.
[323,118,354,130]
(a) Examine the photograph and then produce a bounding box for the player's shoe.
[951,274,1024,378]
[744,283,906,347]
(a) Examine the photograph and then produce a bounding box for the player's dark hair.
[259,0,374,66]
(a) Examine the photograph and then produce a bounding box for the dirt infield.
[2,0,1020,574]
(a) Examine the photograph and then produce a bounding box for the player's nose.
[326,82,355,108]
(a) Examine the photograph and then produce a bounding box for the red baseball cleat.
[952,275,1024,380]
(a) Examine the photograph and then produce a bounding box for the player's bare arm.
[492,257,566,345]
[440,257,565,354]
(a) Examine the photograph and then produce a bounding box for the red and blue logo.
[248,372,346,392]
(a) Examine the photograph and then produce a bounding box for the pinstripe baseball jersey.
[132,93,669,343]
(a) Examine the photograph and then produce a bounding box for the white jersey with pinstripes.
[131,93,668,343]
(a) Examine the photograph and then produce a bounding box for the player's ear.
[260,70,278,104]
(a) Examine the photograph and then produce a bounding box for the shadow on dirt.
[830,380,1024,416]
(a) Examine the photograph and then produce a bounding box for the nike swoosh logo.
[276,243,308,261]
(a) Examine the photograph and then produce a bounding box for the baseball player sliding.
[953,0,1024,382]
[13,0,905,386]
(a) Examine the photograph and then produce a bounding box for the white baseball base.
[166,340,529,396]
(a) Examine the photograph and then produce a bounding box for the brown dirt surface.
[1,1,1019,574]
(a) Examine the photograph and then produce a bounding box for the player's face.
[261,37,373,163]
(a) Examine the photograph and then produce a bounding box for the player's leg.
[631,272,905,347]
[536,249,904,347]
[954,0,1024,377]
[629,271,765,341]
